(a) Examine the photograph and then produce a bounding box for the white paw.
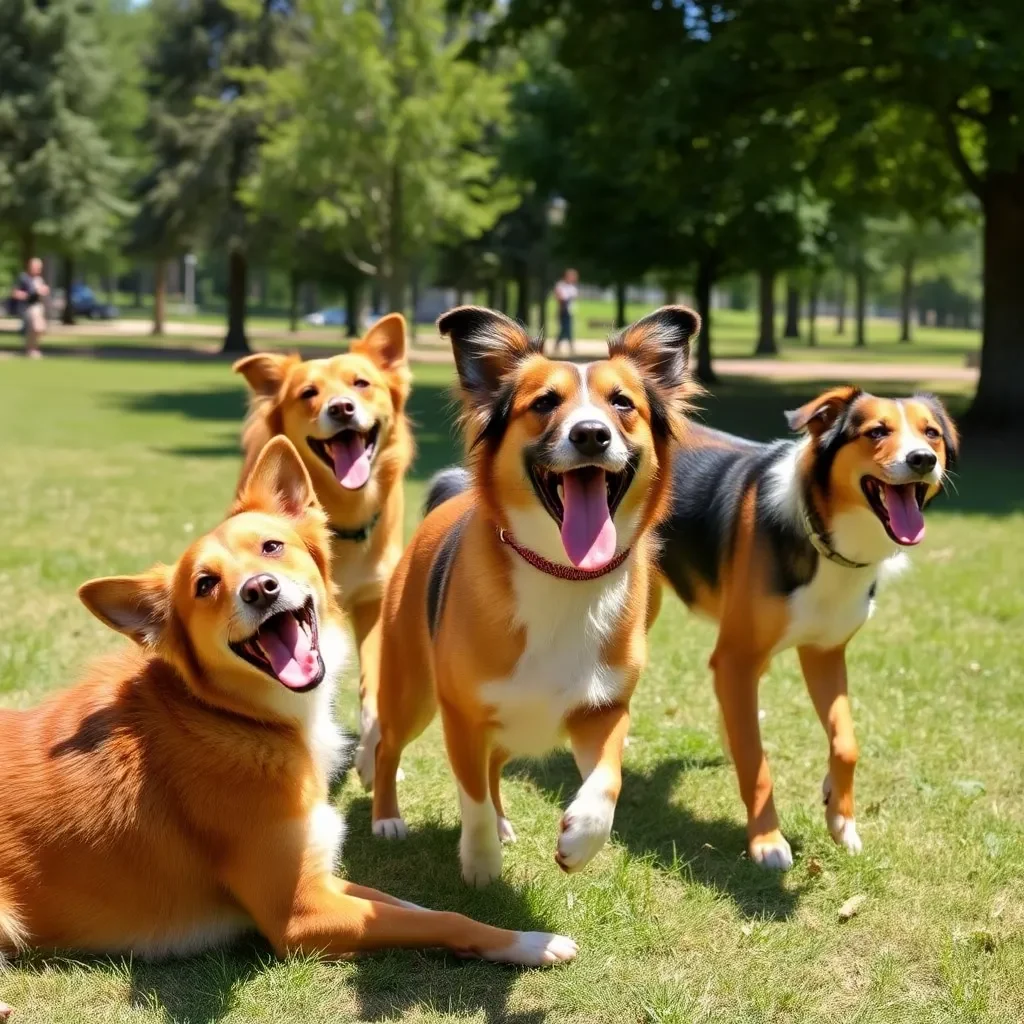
[497,817,517,844]
[354,721,379,790]
[460,833,503,887]
[487,932,578,966]
[372,817,408,840]
[749,834,794,871]
[555,793,613,873]
[828,814,863,855]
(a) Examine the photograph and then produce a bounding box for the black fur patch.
[424,467,471,516]
[426,512,471,639]
[914,392,959,470]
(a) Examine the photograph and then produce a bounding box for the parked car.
[68,284,118,320]
[303,307,346,327]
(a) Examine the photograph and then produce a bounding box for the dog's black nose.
[906,449,937,475]
[327,397,356,422]
[568,420,612,456]
[241,573,280,608]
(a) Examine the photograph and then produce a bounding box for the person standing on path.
[11,257,49,358]
[553,268,579,354]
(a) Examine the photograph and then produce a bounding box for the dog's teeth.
[557,483,564,502]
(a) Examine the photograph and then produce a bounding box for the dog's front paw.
[485,932,578,966]
[749,830,793,870]
[372,817,408,840]
[497,817,518,844]
[555,792,614,873]
[460,836,503,887]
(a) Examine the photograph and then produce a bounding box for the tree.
[0,0,129,280]
[247,0,515,322]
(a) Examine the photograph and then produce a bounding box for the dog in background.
[0,437,576,970]
[358,305,699,885]
[234,314,413,735]
[653,387,959,868]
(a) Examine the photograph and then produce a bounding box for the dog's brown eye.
[353,378,370,390]
[610,392,635,412]
[866,425,890,440]
[531,392,560,414]
[924,426,941,440]
[300,385,318,400]
[262,540,284,556]
[195,574,219,598]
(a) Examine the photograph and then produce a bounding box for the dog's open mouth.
[861,477,928,546]
[307,423,380,490]
[230,597,325,692]
[529,463,635,570]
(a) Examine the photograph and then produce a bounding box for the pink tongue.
[885,484,925,545]
[560,469,618,570]
[329,434,371,489]
[259,613,320,690]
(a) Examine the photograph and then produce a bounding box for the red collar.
[497,528,631,580]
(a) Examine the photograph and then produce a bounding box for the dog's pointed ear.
[234,436,319,520]
[233,352,299,398]
[438,306,536,416]
[786,386,861,438]
[78,566,173,647]
[352,312,407,371]
[915,392,960,470]
[610,306,700,395]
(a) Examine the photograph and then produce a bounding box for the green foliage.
[0,0,131,256]
[244,0,516,309]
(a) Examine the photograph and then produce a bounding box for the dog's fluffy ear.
[352,312,407,371]
[234,436,319,520]
[79,566,173,647]
[233,352,300,398]
[437,305,536,423]
[786,386,861,438]
[611,306,699,393]
[915,392,960,470]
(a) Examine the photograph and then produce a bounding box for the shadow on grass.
[509,751,802,923]
[13,807,557,1024]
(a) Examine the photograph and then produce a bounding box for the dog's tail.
[423,467,471,517]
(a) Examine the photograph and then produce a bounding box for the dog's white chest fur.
[479,560,630,756]
[331,539,398,607]
[776,561,877,653]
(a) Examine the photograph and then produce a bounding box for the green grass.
[1,358,1022,1023]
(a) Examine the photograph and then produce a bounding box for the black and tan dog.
[653,386,958,869]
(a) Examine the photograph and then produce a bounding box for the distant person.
[11,257,49,358]
[553,268,579,353]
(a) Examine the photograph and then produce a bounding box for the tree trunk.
[370,279,382,317]
[60,256,76,325]
[835,273,847,334]
[755,266,777,355]
[345,281,361,338]
[614,281,627,329]
[288,269,300,333]
[151,258,167,336]
[537,264,549,336]
[899,254,914,343]
[134,267,143,309]
[514,263,530,325]
[965,156,1024,432]
[783,280,800,339]
[694,254,717,384]
[222,249,249,353]
[807,274,820,347]
[854,260,867,347]
[384,164,405,315]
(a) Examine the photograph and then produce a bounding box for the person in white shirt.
[553,268,579,353]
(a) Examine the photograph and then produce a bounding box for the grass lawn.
[1,357,1021,1023]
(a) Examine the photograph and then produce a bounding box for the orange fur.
[0,438,576,967]
[363,306,699,884]
[233,314,415,737]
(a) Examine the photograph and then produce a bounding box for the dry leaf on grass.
[839,894,867,921]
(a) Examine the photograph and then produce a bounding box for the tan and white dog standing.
[358,305,699,885]
[234,314,413,729]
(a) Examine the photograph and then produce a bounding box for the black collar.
[800,499,871,570]
[328,509,381,543]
